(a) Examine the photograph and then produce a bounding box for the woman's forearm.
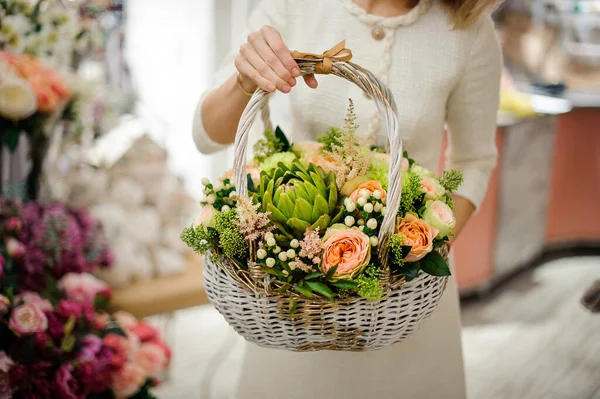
[448,195,475,246]
[200,73,256,145]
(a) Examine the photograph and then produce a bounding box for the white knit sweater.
[193,0,502,208]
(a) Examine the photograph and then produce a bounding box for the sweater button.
[372,27,385,41]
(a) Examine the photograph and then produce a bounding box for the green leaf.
[294,285,314,298]
[305,281,335,302]
[287,217,310,236]
[61,335,76,352]
[64,316,76,336]
[289,299,298,318]
[330,208,344,225]
[260,267,285,278]
[304,183,320,204]
[311,214,330,233]
[401,246,413,259]
[3,127,20,152]
[292,181,309,200]
[332,280,358,289]
[312,195,329,222]
[247,173,255,192]
[294,198,313,223]
[400,265,419,280]
[275,126,290,151]
[433,238,448,249]
[305,272,324,280]
[325,265,338,281]
[267,204,288,225]
[420,251,451,277]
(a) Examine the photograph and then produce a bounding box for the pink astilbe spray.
[298,227,323,265]
[324,99,373,188]
[234,196,274,242]
[289,259,314,273]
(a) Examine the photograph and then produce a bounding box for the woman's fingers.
[261,26,300,80]
[250,37,293,92]
[234,53,275,93]
[303,74,318,89]
[240,41,286,92]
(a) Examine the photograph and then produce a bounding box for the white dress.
[193,1,502,398]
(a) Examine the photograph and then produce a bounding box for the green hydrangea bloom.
[355,264,383,302]
[400,171,423,215]
[388,234,405,267]
[368,158,389,190]
[259,152,297,174]
[219,229,248,259]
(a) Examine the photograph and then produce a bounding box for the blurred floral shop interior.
[0,0,599,398]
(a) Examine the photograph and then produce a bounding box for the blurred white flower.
[0,14,34,54]
[0,74,37,121]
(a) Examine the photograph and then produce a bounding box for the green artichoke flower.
[256,161,343,240]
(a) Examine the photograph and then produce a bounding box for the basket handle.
[233,41,403,268]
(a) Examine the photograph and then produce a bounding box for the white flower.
[381,207,387,217]
[266,237,276,247]
[357,197,367,207]
[360,189,370,199]
[369,236,379,247]
[206,194,216,205]
[273,246,281,254]
[201,177,210,186]
[373,190,382,200]
[265,232,274,241]
[221,205,230,212]
[290,239,299,249]
[359,225,365,232]
[367,219,378,229]
[257,249,267,260]
[229,191,237,198]
[363,203,374,213]
[312,257,320,264]
[286,249,296,259]
[357,219,365,226]
[374,203,384,213]
[345,202,356,213]
[344,216,355,227]
[0,15,33,51]
[0,75,37,121]
[265,258,276,268]
[278,252,288,262]
[214,182,224,191]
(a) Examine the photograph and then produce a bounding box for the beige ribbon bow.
[291,40,353,74]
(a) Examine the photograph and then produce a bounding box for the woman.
[193,0,501,397]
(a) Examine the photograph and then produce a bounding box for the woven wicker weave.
[204,52,449,352]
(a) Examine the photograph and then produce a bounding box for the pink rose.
[0,255,4,282]
[9,303,48,335]
[321,225,371,280]
[420,176,445,202]
[56,300,95,322]
[0,296,9,315]
[349,180,387,203]
[0,351,13,399]
[113,311,138,330]
[401,157,410,171]
[94,313,110,329]
[14,292,53,312]
[58,273,111,305]
[5,238,25,259]
[54,362,91,399]
[193,205,217,228]
[5,217,22,234]
[111,363,146,399]
[133,343,167,378]
[129,321,159,343]
[396,214,439,262]
[103,333,140,367]
[422,200,456,239]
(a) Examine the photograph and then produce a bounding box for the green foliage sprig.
[317,127,344,152]
[400,172,423,215]
[440,170,464,193]
[355,264,383,302]
[388,234,405,268]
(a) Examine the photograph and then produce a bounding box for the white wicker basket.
[205,43,449,352]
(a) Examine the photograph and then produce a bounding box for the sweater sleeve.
[445,16,502,209]
[192,0,288,154]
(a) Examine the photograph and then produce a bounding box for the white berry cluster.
[257,232,301,275]
[200,177,237,212]
[343,189,387,248]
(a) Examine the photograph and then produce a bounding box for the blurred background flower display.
[0,0,599,398]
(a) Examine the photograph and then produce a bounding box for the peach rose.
[28,76,59,113]
[349,180,386,203]
[42,69,70,99]
[111,363,146,399]
[321,225,371,280]
[133,343,167,378]
[302,153,337,174]
[396,214,439,262]
[9,303,48,336]
[422,200,456,239]
[224,163,260,185]
[420,175,445,202]
[193,205,217,228]
[113,311,138,330]
[291,141,324,157]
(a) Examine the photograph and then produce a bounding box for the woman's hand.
[235,25,318,94]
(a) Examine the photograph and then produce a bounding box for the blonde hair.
[410,0,498,29]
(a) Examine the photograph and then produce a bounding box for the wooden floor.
[153,256,600,399]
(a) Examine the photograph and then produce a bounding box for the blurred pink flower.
[9,303,48,336]
[58,273,111,305]
[111,363,146,399]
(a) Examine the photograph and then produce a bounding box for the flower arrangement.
[0,197,170,398]
[182,100,463,313]
[0,198,113,293]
